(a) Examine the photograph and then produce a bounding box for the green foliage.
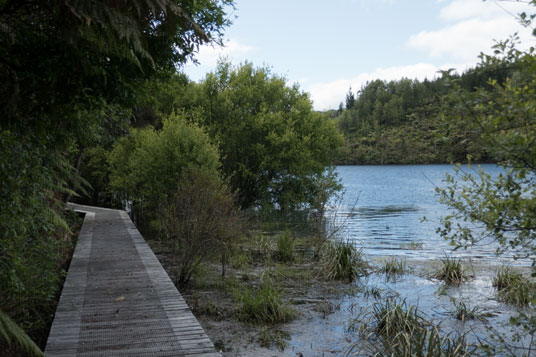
[160,167,241,286]
[0,131,77,345]
[334,63,517,165]
[0,311,43,357]
[274,230,295,263]
[193,61,344,210]
[234,280,297,324]
[437,35,536,270]
[319,241,368,282]
[109,113,220,224]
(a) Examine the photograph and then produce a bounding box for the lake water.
[335,164,527,264]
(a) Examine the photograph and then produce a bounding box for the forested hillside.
[333,62,515,164]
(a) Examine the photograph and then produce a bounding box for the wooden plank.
[45,204,220,356]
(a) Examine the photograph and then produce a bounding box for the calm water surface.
[335,164,525,264]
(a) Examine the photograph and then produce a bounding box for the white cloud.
[408,0,534,63]
[307,63,460,111]
[183,39,256,81]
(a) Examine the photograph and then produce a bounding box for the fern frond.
[0,310,44,357]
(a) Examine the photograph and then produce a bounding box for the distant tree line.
[334,62,515,164]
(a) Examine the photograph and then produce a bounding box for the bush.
[109,113,220,228]
[161,168,241,286]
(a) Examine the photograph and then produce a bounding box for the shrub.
[319,241,368,282]
[161,167,241,285]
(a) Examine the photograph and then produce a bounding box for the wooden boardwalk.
[45,204,220,356]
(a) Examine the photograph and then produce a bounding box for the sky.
[182,0,536,111]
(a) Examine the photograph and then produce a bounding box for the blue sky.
[183,0,535,110]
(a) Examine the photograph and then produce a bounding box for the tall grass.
[378,257,406,279]
[274,230,294,262]
[319,240,368,282]
[234,280,297,324]
[493,266,534,306]
[433,256,467,285]
[347,298,474,356]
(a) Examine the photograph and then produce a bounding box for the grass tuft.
[347,298,474,356]
[258,327,290,351]
[493,266,534,307]
[234,280,298,324]
[378,257,406,279]
[450,298,480,322]
[432,256,467,285]
[319,240,368,282]
[274,230,294,262]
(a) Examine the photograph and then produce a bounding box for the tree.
[0,0,234,350]
[345,87,356,110]
[437,35,536,268]
[194,61,344,210]
[109,113,220,228]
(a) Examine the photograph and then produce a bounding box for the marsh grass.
[313,299,340,318]
[347,298,474,356]
[274,230,294,262]
[379,257,406,279]
[363,285,382,300]
[450,298,481,322]
[319,240,368,282]
[258,327,290,351]
[433,256,467,285]
[230,251,252,269]
[233,280,298,324]
[493,266,534,306]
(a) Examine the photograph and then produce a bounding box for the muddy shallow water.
[189,256,533,357]
[284,258,528,356]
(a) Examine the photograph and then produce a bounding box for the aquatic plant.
[257,327,289,351]
[347,298,474,356]
[274,230,294,263]
[319,240,368,282]
[363,285,382,300]
[492,266,523,291]
[378,257,406,279]
[313,300,340,318]
[493,266,534,307]
[233,280,297,324]
[433,256,467,285]
[450,298,481,322]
